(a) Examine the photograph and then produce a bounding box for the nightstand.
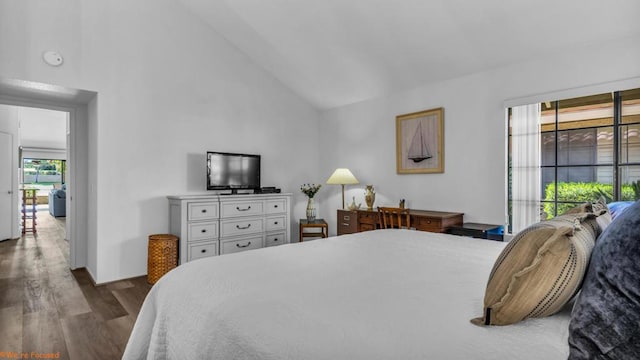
[299,219,328,241]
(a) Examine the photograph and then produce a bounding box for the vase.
[306,197,316,221]
[365,185,376,210]
[347,196,361,210]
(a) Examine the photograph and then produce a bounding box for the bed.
[123,229,573,359]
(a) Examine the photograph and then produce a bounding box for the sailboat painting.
[408,121,432,163]
[396,107,444,174]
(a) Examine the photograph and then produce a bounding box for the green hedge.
[543,182,636,219]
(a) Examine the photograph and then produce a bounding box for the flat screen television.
[207,151,261,192]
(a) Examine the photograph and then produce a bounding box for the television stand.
[167,192,292,264]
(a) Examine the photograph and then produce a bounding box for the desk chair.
[377,207,411,229]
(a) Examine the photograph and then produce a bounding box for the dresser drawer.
[265,232,286,247]
[220,218,264,237]
[188,222,218,241]
[188,202,218,221]
[359,223,377,232]
[414,217,443,232]
[337,210,357,235]
[358,212,378,225]
[357,211,378,232]
[266,199,286,214]
[221,201,264,218]
[337,221,356,235]
[266,215,286,231]
[188,241,218,261]
[220,235,263,255]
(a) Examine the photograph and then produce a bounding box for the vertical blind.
[511,103,541,233]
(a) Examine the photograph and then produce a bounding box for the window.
[508,88,640,233]
[22,158,66,189]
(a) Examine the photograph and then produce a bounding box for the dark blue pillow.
[607,201,634,220]
[568,200,640,359]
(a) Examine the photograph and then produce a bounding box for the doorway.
[0,78,95,270]
[18,106,69,239]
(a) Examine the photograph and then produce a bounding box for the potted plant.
[300,183,322,221]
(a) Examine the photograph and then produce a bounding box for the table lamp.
[326,168,359,209]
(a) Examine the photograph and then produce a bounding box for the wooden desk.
[337,209,463,235]
[299,219,328,241]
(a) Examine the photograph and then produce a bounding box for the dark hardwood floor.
[0,208,151,359]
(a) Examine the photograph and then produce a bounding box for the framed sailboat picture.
[396,107,444,174]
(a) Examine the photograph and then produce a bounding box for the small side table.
[299,219,328,242]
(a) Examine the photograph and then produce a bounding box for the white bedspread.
[123,229,571,360]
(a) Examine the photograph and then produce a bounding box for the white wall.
[318,35,640,235]
[0,0,321,283]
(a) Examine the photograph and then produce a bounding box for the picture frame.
[396,107,444,174]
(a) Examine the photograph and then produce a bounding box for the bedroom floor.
[0,211,151,359]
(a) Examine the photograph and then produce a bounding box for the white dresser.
[168,193,291,264]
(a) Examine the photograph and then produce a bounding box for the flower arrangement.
[300,183,322,198]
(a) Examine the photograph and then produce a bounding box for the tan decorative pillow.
[471,213,601,326]
[590,196,609,215]
[591,197,612,233]
[563,197,612,232]
[563,203,593,215]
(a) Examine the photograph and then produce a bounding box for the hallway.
[0,210,151,359]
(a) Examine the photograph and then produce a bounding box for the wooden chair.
[377,207,411,229]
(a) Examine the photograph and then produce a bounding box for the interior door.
[0,132,13,240]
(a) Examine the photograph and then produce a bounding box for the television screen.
[207,152,260,191]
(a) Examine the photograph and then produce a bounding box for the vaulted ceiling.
[175,0,640,109]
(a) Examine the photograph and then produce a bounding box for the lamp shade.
[326,168,359,185]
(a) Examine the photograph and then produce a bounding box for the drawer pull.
[236,241,252,248]
[236,224,252,230]
[274,205,278,208]
[201,249,207,253]
[343,216,350,220]
[273,221,278,225]
[273,238,279,242]
[342,223,349,226]
[236,206,251,211]
[201,229,207,233]
[201,209,207,213]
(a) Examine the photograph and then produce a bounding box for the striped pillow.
[564,197,612,233]
[471,212,601,326]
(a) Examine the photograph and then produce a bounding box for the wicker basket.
[147,234,178,284]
